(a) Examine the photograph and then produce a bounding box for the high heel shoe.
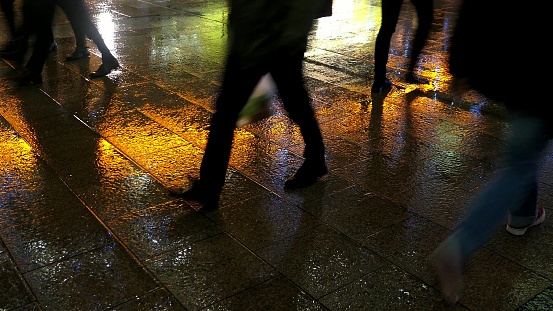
[89,55,120,78]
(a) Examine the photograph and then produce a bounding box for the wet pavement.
[1,0,552,310]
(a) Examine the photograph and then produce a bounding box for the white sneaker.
[506,207,545,236]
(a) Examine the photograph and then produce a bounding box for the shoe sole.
[506,208,546,236]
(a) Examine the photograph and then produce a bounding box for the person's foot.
[177,180,219,211]
[65,49,90,61]
[506,207,545,236]
[431,238,462,305]
[284,160,328,189]
[18,69,42,86]
[89,55,120,78]
[371,78,392,93]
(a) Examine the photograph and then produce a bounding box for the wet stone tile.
[111,287,186,310]
[301,187,411,240]
[208,192,321,250]
[107,200,222,261]
[206,275,329,311]
[0,251,34,310]
[238,108,303,150]
[392,178,475,230]
[9,302,41,311]
[256,224,386,298]
[132,142,204,191]
[279,171,353,207]
[95,110,192,158]
[459,252,551,310]
[48,138,148,190]
[0,178,90,229]
[486,220,553,280]
[228,131,294,180]
[1,89,68,122]
[333,154,436,201]
[320,264,461,311]
[146,233,277,311]
[30,128,104,165]
[1,202,115,272]
[74,173,175,221]
[516,285,553,311]
[139,99,212,150]
[24,243,159,311]
[418,147,496,192]
[215,169,269,211]
[114,83,184,113]
[361,215,451,285]
[171,79,220,112]
[0,139,59,194]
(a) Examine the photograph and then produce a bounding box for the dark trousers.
[57,0,110,55]
[198,51,325,200]
[0,0,16,37]
[24,0,56,73]
[373,0,433,82]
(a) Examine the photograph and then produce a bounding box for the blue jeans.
[447,113,550,263]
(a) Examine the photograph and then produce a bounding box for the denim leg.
[449,114,549,263]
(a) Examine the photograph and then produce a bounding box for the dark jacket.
[227,0,332,69]
[448,0,547,117]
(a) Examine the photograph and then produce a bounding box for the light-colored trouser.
[447,113,550,262]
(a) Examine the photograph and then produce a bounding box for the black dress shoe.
[65,49,90,61]
[285,161,328,189]
[178,181,219,211]
[371,78,392,93]
[18,70,42,86]
[89,56,120,78]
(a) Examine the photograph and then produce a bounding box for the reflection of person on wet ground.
[177,0,333,211]
[371,0,434,93]
[0,0,57,62]
[431,0,550,305]
[11,0,58,86]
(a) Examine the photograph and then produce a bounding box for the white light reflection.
[313,0,379,42]
[96,12,118,56]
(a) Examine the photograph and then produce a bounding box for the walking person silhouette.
[431,0,550,304]
[371,0,434,93]
[178,0,333,210]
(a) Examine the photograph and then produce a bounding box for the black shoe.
[285,161,328,189]
[371,78,392,93]
[178,181,219,211]
[65,49,90,61]
[18,69,42,86]
[89,55,120,78]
